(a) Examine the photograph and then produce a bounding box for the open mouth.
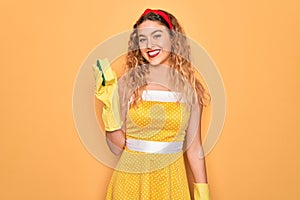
[147,49,161,58]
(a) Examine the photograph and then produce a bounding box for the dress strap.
[126,138,183,154]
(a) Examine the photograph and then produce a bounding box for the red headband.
[136,9,173,30]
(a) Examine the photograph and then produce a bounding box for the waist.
[126,138,183,154]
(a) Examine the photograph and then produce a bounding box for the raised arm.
[93,58,127,155]
[104,75,128,155]
[105,130,125,155]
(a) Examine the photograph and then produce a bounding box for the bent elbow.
[105,137,124,156]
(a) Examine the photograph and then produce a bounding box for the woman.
[93,8,210,200]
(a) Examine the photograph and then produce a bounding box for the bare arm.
[185,103,208,183]
[186,126,208,183]
[105,130,126,155]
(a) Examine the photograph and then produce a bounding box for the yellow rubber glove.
[92,58,122,131]
[194,183,210,200]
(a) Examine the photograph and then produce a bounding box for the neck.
[149,64,170,75]
[148,64,173,90]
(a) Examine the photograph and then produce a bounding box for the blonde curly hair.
[122,9,210,108]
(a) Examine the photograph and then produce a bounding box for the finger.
[98,58,110,72]
[92,64,98,72]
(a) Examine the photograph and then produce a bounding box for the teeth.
[148,50,160,57]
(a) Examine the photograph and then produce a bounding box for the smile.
[147,49,161,58]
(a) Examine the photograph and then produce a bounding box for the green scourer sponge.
[97,59,106,86]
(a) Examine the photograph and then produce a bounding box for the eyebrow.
[138,30,163,37]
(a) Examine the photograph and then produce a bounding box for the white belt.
[126,138,183,154]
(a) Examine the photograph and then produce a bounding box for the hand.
[194,183,210,200]
[92,59,105,91]
[92,58,122,131]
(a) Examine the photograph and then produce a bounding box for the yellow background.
[1,0,299,199]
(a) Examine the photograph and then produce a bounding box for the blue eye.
[139,38,146,43]
[153,34,161,39]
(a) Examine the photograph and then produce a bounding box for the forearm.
[105,130,126,155]
[187,146,208,183]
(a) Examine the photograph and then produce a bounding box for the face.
[137,20,172,66]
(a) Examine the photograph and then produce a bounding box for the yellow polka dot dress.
[106,90,192,200]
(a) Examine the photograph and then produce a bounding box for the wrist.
[194,183,210,200]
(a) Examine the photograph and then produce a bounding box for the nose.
[147,38,153,49]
